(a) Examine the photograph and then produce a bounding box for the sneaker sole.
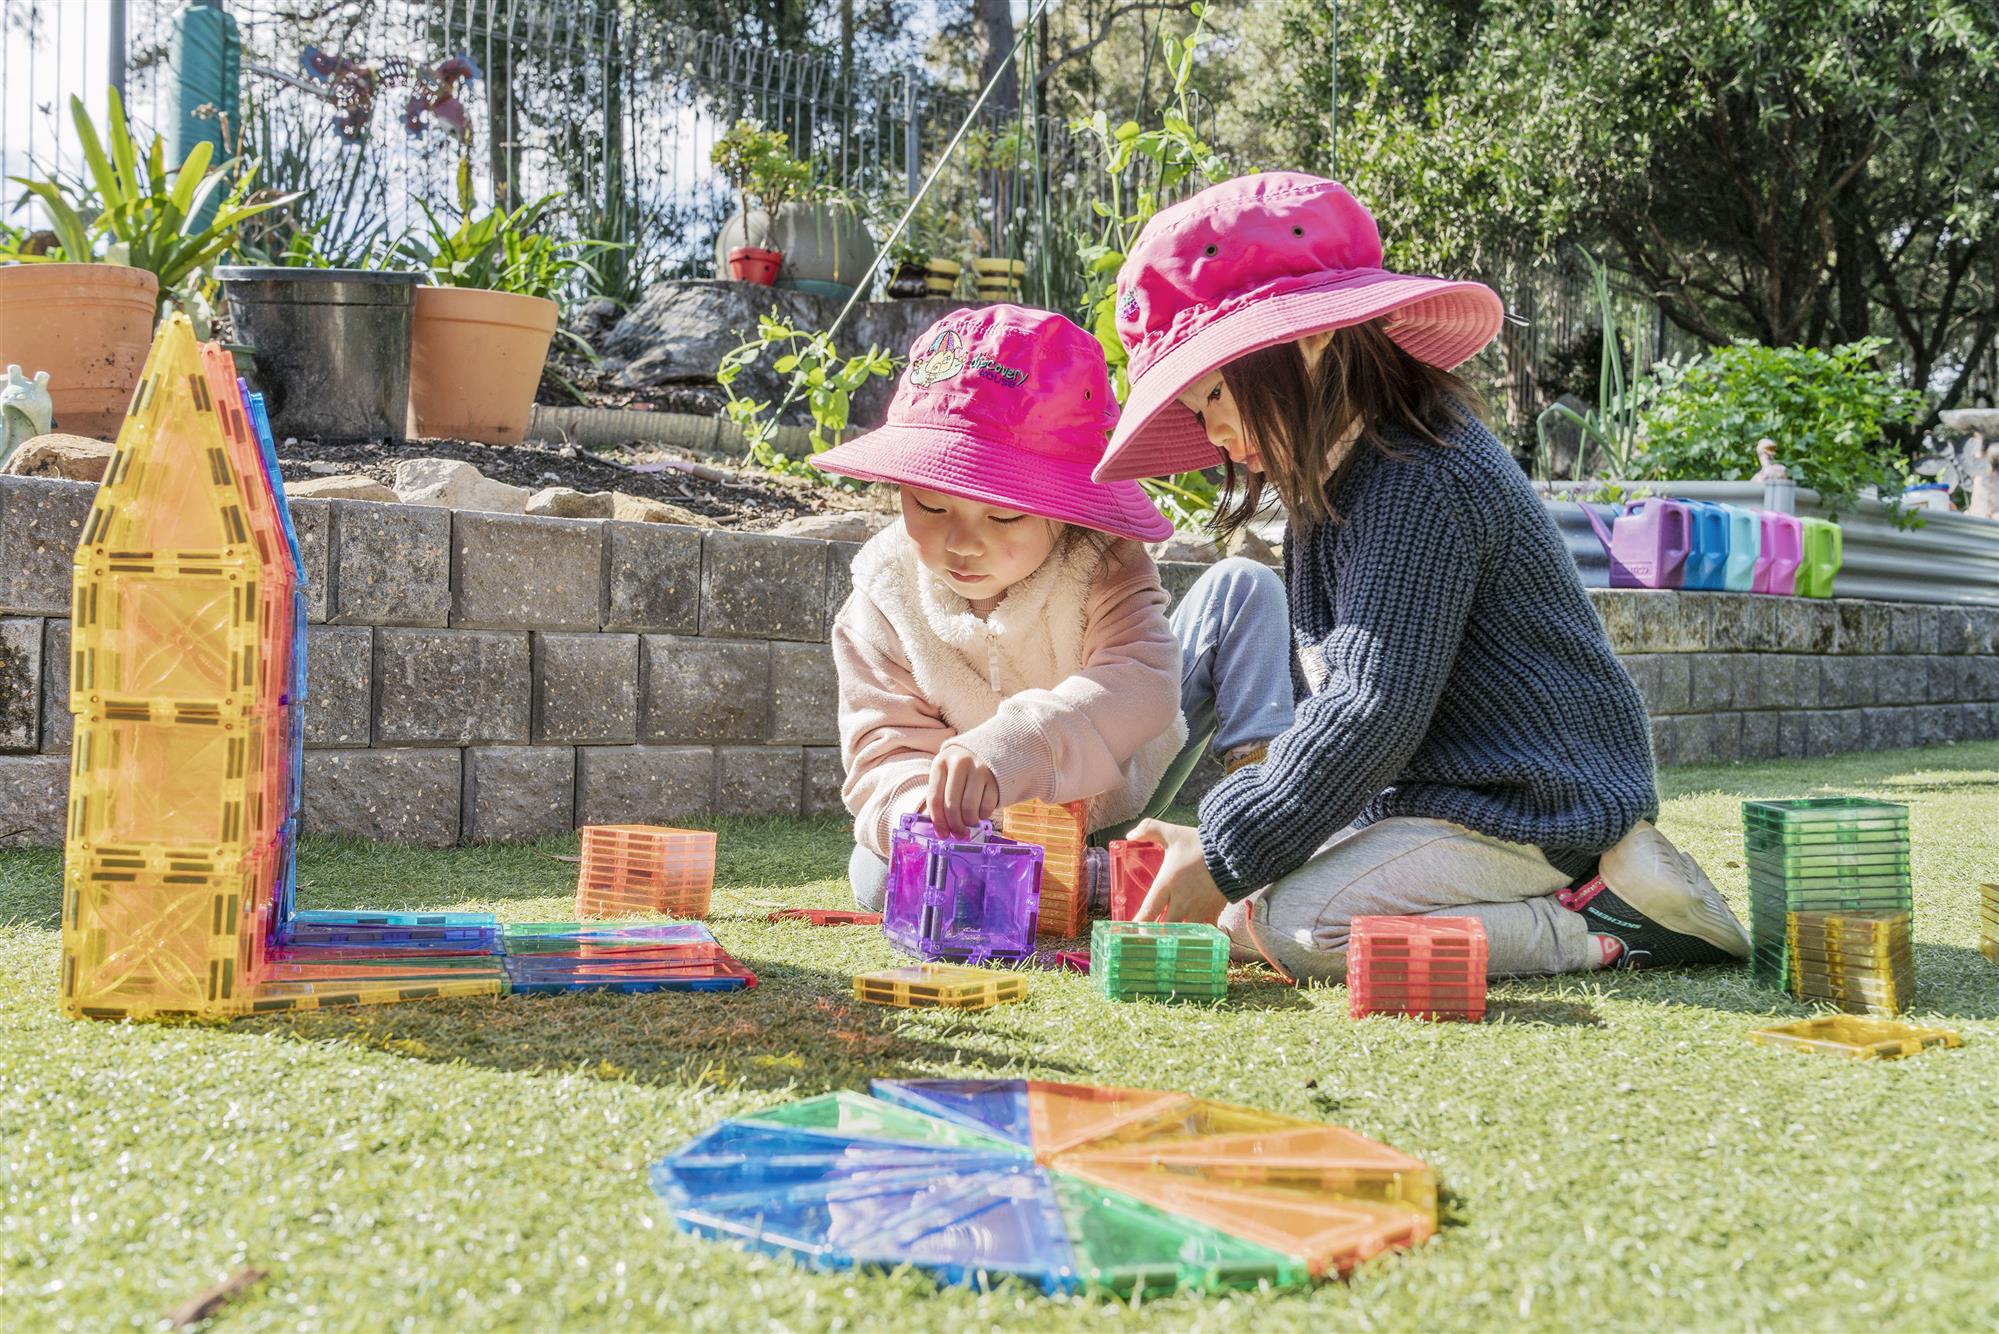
[1601,822,1752,957]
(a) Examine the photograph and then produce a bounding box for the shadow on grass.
[1485,997,1605,1027]
[236,955,1091,1096]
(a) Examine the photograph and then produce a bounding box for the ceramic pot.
[407,285,559,444]
[0,263,158,438]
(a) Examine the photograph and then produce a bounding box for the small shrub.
[1634,337,1925,517]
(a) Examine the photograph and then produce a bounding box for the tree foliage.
[1239,0,1999,433]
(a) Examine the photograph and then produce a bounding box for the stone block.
[302,748,461,845]
[825,540,862,628]
[0,477,93,615]
[1648,714,1698,768]
[1588,590,1636,654]
[1968,607,1999,655]
[1807,710,1850,757]
[805,746,846,818]
[1627,592,1703,654]
[374,628,531,745]
[1859,707,1902,754]
[575,745,714,825]
[1689,654,1749,713]
[716,745,804,817]
[463,746,576,842]
[1934,605,1975,655]
[1925,656,1958,705]
[700,531,827,641]
[1738,595,1783,653]
[1702,711,1743,764]
[770,641,839,745]
[287,498,331,624]
[1875,655,1929,708]
[329,499,451,627]
[40,618,68,754]
[1977,654,1999,701]
[1885,604,1927,656]
[1702,595,1760,652]
[1775,598,1837,655]
[1836,601,1891,655]
[302,624,372,747]
[0,753,69,844]
[1778,656,1827,711]
[1769,709,1810,759]
[1739,709,1781,760]
[603,521,703,633]
[452,512,603,631]
[640,636,768,743]
[1158,561,1212,616]
[0,617,40,752]
[534,632,638,744]
[1627,654,1689,714]
[1818,656,1871,710]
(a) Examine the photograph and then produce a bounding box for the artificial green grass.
[6,749,1999,1330]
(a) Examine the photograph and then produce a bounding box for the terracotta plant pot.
[0,263,158,438]
[925,258,962,297]
[728,247,782,285]
[407,286,559,445]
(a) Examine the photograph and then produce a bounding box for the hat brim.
[814,422,1174,543]
[1092,270,1506,482]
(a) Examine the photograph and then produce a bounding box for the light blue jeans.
[849,557,1295,911]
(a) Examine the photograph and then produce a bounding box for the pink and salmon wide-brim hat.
[1092,172,1506,483]
[814,304,1172,542]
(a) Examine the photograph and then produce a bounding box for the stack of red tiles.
[1347,916,1488,1022]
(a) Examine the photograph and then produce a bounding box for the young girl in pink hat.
[1096,172,1751,977]
[818,303,1296,911]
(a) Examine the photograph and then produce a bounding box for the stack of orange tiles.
[1002,799,1090,937]
[576,824,718,919]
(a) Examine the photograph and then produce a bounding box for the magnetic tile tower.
[59,317,753,1020]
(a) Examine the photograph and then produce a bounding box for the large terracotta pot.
[0,263,158,438]
[407,286,559,444]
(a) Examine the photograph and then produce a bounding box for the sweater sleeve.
[832,596,958,858]
[945,558,1182,809]
[1199,465,1487,897]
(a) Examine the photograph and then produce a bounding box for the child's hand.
[923,748,1001,838]
[1129,819,1227,925]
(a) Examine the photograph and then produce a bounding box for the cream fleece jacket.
[833,522,1187,857]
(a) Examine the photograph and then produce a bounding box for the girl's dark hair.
[1212,318,1487,543]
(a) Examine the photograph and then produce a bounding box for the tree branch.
[1034,0,1200,89]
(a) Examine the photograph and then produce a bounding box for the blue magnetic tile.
[653,1123,1024,1210]
[241,379,305,583]
[870,1079,1035,1148]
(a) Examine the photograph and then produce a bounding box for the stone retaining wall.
[1,473,1995,847]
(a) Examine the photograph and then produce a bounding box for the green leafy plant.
[1067,4,1228,532]
[7,88,296,289]
[1534,247,1653,489]
[709,119,808,249]
[401,194,613,302]
[718,312,897,484]
[1634,337,1925,519]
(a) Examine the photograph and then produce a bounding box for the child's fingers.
[1134,873,1173,922]
[924,759,953,836]
[941,756,972,833]
[1127,819,1168,847]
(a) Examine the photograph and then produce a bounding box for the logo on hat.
[1117,288,1140,321]
[908,326,967,385]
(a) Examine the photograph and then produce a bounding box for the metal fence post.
[904,75,920,197]
[108,0,128,100]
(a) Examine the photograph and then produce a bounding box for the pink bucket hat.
[814,304,1172,542]
[1092,173,1506,483]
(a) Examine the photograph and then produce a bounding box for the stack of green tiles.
[1089,921,1229,1001]
[1743,798,1912,989]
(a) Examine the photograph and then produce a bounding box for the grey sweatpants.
[1223,816,1593,981]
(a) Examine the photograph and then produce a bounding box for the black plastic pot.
[216,266,421,443]
[887,262,929,299]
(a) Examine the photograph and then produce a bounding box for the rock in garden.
[286,474,400,502]
[305,460,343,475]
[525,486,616,519]
[1225,526,1282,566]
[1150,533,1220,564]
[772,512,894,542]
[611,492,714,527]
[394,457,530,514]
[1,432,113,482]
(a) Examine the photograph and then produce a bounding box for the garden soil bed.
[272,434,885,530]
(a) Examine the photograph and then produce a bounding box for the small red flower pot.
[727,246,782,285]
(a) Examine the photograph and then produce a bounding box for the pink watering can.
[1753,511,1802,595]
[1583,498,1690,589]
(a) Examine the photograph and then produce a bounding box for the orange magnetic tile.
[576,825,717,919]
[1053,1124,1438,1222]
[1026,1080,1193,1161]
[1001,799,1089,939]
[1053,1157,1433,1277]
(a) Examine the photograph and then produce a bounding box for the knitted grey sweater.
[1200,411,1658,898]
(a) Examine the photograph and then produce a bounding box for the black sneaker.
[1570,886,1740,969]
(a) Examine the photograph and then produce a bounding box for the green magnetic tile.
[1049,1172,1309,1296]
[739,1090,1019,1150]
[1743,798,1910,831]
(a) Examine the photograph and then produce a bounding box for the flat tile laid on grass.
[6,748,1999,1330]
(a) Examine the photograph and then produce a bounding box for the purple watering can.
[1583,499,1691,589]
[1753,511,1803,595]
